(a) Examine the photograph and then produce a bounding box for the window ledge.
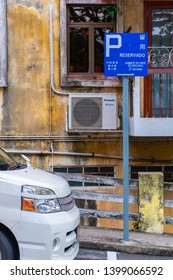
[61,75,122,87]
[130,117,173,137]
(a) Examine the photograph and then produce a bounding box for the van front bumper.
[12,206,80,260]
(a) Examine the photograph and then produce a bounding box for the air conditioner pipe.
[49,5,90,96]
[0,0,7,86]
[49,4,69,96]
[5,149,173,163]
[6,149,124,159]
[49,5,115,97]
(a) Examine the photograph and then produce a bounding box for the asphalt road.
[76,248,173,260]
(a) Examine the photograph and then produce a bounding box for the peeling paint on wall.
[16,0,44,13]
[4,3,50,135]
[138,172,164,234]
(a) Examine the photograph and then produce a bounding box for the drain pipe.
[49,4,68,96]
[0,0,7,86]
[49,5,82,96]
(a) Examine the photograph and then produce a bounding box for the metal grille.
[144,5,173,118]
[59,193,74,211]
[72,97,102,128]
[148,47,173,68]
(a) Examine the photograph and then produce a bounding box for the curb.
[79,238,173,257]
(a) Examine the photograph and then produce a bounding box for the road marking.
[107,251,118,260]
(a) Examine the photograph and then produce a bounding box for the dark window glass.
[131,166,146,172]
[94,27,113,73]
[69,181,83,186]
[147,166,162,172]
[130,166,146,180]
[84,182,99,186]
[53,167,67,173]
[164,172,172,179]
[131,173,138,179]
[84,167,98,173]
[68,167,83,173]
[69,28,89,72]
[164,166,173,172]
[100,166,114,172]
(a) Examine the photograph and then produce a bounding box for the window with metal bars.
[144,2,173,118]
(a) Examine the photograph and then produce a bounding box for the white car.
[0,147,80,260]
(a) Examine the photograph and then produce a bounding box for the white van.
[0,147,80,260]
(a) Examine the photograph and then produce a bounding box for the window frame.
[144,1,173,117]
[60,0,123,87]
[67,5,116,75]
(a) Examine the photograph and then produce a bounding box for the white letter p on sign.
[106,34,122,57]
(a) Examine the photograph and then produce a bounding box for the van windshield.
[0,148,19,170]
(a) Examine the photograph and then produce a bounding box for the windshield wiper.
[16,162,26,169]
[7,165,18,170]
[8,162,26,170]
[0,164,9,171]
[0,162,26,171]
[6,162,23,170]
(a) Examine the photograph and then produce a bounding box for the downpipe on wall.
[49,4,69,96]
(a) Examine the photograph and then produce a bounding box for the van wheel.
[0,231,15,260]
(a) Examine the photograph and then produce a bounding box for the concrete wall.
[0,0,124,171]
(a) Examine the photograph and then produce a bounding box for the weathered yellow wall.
[6,1,52,135]
[0,0,172,177]
[0,0,172,234]
[123,0,144,32]
[0,1,123,171]
[5,0,70,138]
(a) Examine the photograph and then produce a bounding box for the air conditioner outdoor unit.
[68,94,119,131]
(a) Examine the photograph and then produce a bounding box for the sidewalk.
[78,226,173,257]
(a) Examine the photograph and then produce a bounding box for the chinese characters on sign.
[104,33,148,77]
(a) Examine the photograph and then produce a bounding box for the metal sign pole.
[104,32,148,242]
[123,76,129,241]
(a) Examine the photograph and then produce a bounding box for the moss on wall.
[138,172,164,233]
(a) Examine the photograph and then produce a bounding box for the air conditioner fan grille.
[72,98,102,128]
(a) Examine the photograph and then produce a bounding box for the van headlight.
[21,185,62,213]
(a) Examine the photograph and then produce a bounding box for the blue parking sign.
[104,33,148,77]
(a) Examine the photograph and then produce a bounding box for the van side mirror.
[21,154,31,167]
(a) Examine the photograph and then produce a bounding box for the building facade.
[0,1,173,230]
